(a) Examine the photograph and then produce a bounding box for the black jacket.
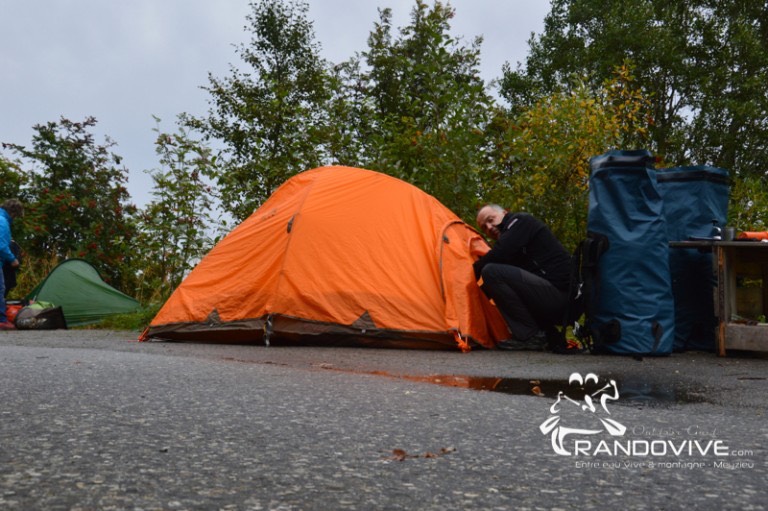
[473,212,571,291]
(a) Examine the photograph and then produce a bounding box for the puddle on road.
[222,357,708,406]
[322,368,708,406]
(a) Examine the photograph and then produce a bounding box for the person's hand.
[11,259,19,268]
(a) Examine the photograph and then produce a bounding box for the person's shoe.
[545,325,587,354]
[0,321,16,330]
[496,331,548,351]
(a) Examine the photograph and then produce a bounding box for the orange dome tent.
[140,166,508,350]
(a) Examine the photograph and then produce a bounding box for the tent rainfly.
[141,166,508,350]
[26,259,141,327]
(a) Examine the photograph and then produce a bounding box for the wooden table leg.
[717,245,727,356]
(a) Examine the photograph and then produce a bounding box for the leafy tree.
[2,117,137,288]
[0,155,29,200]
[499,0,768,178]
[729,176,768,233]
[351,0,495,220]
[133,119,219,302]
[488,66,653,249]
[686,0,768,174]
[184,0,333,221]
[324,58,378,167]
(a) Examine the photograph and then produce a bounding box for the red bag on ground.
[6,304,22,324]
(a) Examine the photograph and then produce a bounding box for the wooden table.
[670,240,768,356]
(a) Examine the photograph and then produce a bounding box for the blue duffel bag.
[585,149,675,355]
[658,166,729,352]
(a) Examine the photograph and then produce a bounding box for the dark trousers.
[480,263,569,341]
[0,265,6,322]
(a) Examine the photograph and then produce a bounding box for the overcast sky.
[1,0,551,207]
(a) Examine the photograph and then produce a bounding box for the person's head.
[1,199,24,220]
[476,204,507,240]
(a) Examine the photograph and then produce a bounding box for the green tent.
[25,259,140,327]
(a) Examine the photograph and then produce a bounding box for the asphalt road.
[0,330,766,510]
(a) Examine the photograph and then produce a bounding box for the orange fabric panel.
[148,166,506,349]
[440,222,508,348]
[270,169,447,330]
[150,180,305,325]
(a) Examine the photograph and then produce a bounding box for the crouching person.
[473,204,571,350]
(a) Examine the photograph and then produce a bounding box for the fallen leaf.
[385,446,456,462]
[392,449,409,461]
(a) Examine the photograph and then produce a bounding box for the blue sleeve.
[0,218,15,264]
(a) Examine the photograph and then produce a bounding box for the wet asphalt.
[0,330,766,510]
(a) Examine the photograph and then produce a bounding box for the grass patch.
[80,304,163,331]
